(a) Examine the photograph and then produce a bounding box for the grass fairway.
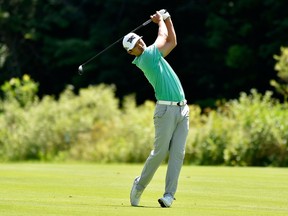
[0,164,287,216]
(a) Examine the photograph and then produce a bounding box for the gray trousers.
[136,103,189,197]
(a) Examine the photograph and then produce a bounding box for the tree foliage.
[271,47,288,101]
[1,0,288,106]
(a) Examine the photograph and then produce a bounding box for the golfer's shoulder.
[145,44,161,56]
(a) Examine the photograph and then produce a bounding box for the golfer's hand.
[159,9,170,20]
[150,11,163,24]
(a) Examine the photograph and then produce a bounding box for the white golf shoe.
[130,177,143,206]
[158,195,174,208]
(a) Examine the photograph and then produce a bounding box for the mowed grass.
[0,163,287,216]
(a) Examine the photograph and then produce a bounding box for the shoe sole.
[158,198,169,208]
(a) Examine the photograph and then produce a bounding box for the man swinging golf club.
[123,9,189,207]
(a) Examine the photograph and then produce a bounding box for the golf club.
[78,19,152,75]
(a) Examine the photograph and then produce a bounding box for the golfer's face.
[129,39,145,56]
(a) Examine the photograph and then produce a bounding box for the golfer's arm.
[165,17,177,46]
[156,18,177,57]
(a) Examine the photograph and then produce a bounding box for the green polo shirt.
[132,44,185,101]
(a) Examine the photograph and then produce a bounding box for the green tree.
[1,0,288,106]
[0,0,38,77]
[271,47,288,101]
[203,0,288,102]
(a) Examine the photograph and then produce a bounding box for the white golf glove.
[159,9,170,20]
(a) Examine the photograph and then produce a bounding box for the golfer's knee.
[172,150,185,161]
[151,149,168,160]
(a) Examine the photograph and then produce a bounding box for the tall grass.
[0,76,288,166]
[186,89,288,166]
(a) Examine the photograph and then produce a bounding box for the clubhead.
[78,65,83,75]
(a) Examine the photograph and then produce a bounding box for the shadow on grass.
[103,204,162,209]
[132,205,161,209]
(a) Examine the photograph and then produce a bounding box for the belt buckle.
[177,100,186,106]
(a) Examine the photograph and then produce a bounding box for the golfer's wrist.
[157,18,165,25]
[164,16,171,21]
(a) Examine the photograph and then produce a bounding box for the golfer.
[122,9,189,207]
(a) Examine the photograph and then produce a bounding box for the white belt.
[157,100,187,106]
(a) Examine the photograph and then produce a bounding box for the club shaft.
[81,19,152,67]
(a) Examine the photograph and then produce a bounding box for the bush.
[68,95,155,163]
[1,74,38,108]
[185,89,288,166]
[224,90,288,166]
[0,77,155,163]
[0,75,287,166]
[0,82,121,161]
